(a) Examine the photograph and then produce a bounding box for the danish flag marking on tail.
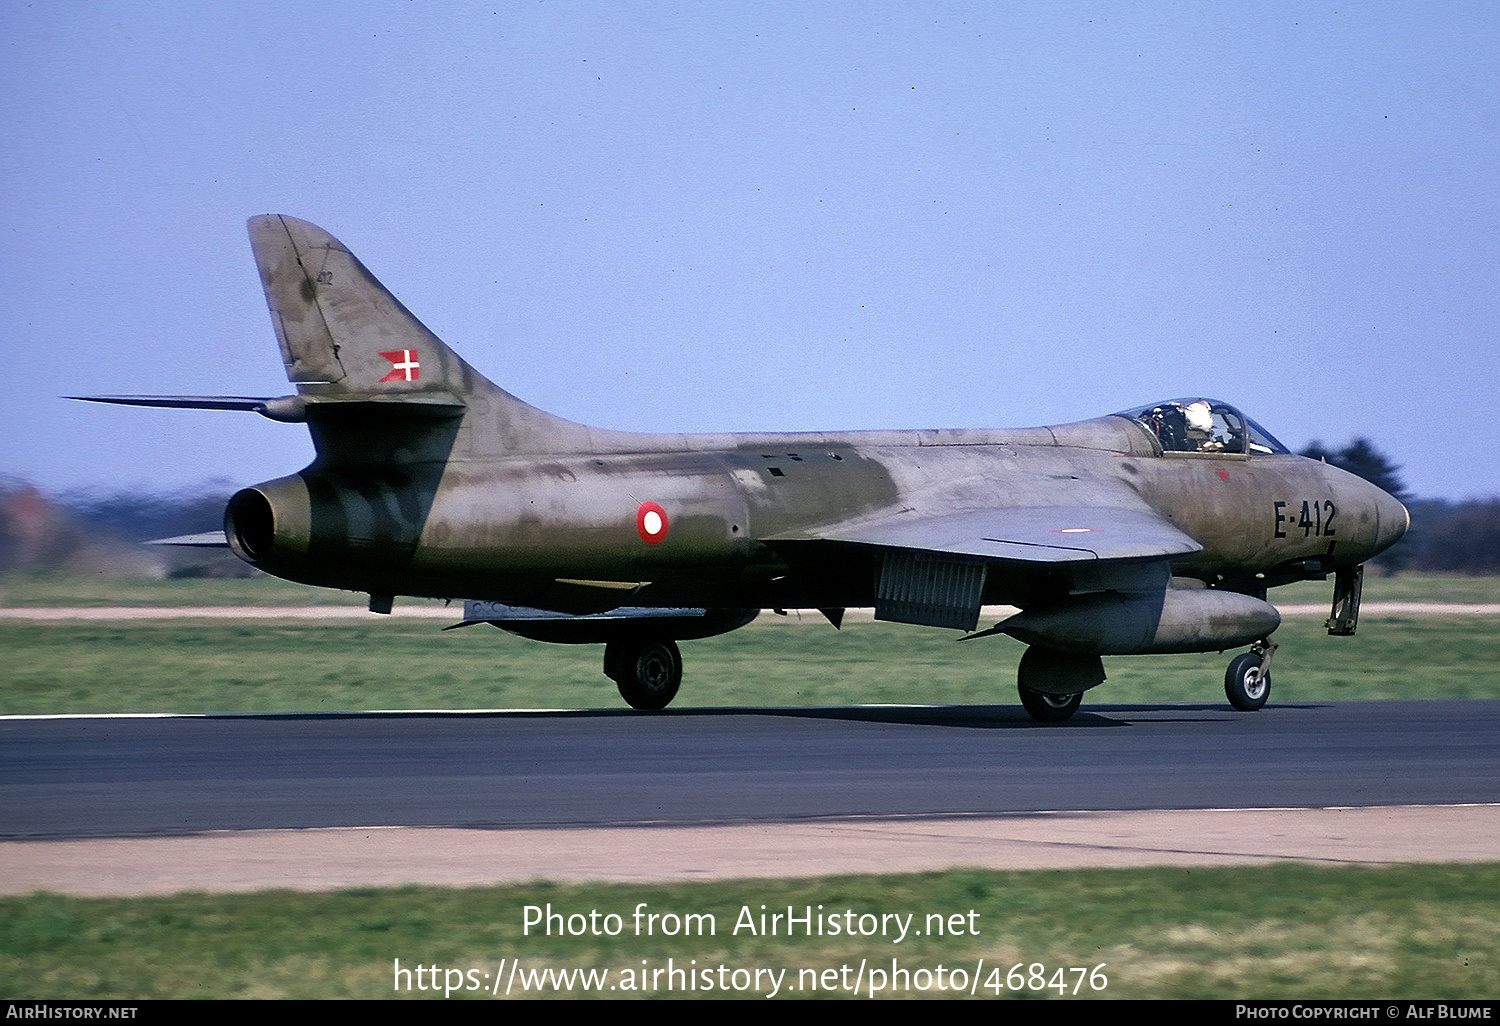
[379,350,420,382]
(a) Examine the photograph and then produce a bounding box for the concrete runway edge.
[4,805,1498,896]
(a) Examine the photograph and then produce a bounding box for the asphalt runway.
[5,700,1499,892]
[4,700,1499,839]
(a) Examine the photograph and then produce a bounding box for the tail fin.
[250,214,476,397]
[248,215,598,453]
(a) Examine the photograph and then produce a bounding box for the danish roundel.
[636,501,669,545]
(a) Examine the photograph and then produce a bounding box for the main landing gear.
[1224,638,1277,712]
[1017,686,1083,723]
[1016,646,1105,723]
[604,638,683,710]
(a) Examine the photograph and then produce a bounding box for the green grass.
[3,865,1497,999]
[2,602,1497,715]
[1273,572,1500,606]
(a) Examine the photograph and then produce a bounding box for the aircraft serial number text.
[1274,500,1337,539]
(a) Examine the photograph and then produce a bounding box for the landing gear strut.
[604,638,682,710]
[1224,638,1277,711]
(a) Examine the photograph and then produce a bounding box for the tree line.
[1297,439,1498,574]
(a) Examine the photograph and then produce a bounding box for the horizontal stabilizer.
[146,531,230,548]
[69,395,307,423]
[71,395,271,411]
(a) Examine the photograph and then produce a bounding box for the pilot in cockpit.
[1123,399,1285,457]
[1184,399,1217,451]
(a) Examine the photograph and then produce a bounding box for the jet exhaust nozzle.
[225,476,311,567]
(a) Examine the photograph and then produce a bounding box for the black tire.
[1224,651,1270,711]
[1018,685,1082,723]
[607,639,682,710]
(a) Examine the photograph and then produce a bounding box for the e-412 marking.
[1274,499,1336,539]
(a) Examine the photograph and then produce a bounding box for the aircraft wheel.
[1018,685,1082,723]
[1015,646,1099,722]
[606,639,682,710]
[1224,651,1270,711]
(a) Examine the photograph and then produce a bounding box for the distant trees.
[0,480,165,577]
[0,479,248,578]
[58,486,233,543]
[1298,438,1409,501]
[1397,499,1500,575]
[1297,439,1499,574]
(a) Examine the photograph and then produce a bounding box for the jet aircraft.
[78,216,1410,721]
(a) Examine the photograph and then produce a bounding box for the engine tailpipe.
[225,475,311,568]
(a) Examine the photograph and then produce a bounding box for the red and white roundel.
[636,501,669,545]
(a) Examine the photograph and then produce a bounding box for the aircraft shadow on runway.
[192,702,1329,729]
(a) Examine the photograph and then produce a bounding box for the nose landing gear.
[1225,638,1277,711]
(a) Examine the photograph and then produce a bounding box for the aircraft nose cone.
[1374,488,1410,556]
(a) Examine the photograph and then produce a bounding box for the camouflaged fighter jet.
[77,215,1410,721]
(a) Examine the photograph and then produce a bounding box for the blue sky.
[4,2,1498,499]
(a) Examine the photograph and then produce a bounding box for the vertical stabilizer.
[247,215,599,453]
[250,214,477,397]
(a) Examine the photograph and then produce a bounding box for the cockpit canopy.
[1115,399,1290,456]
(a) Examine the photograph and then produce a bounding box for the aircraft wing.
[770,505,1202,564]
[766,505,1202,631]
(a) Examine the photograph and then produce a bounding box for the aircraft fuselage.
[231,415,1406,613]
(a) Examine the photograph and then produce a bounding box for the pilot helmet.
[1184,400,1214,433]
